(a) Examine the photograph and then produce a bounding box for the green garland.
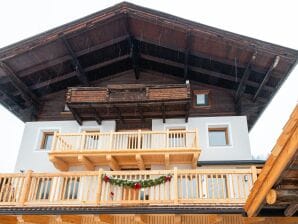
[103,174,172,189]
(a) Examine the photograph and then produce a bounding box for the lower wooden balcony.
[0,168,257,208]
[49,130,200,171]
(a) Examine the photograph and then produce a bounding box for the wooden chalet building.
[0,2,297,223]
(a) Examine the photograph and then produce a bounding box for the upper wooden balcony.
[0,168,257,208]
[49,129,200,171]
[66,84,191,124]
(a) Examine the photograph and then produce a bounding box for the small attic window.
[193,90,210,107]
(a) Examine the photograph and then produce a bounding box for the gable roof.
[0,2,297,128]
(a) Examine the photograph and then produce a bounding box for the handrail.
[0,168,257,206]
[51,129,199,152]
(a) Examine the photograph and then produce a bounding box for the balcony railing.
[0,168,257,206]
[49,130,200,170]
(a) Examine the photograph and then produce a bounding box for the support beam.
[106,155,120,170]
[136,154,145,170]
[266,189,298,205]
[284,203,298,217]
[0,61,39,107]
[114,106,124,123]
[185,102,190,123]
[184,31,191,81]
[192,153,199,169]
[92,106,102,125]
[49,155,69,171]
[137,104,144,121]
[62,37,89,85]
[162,103,166,123]
[165,153,170,170]
[68,106,82,125]
[78,155,95,171]
[253,56,280,101]
[235,52,257,101]
[134,215,147,224]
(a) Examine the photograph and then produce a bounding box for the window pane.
[196,94,206,105]
[209,130,227,146]
[44,134,53,150]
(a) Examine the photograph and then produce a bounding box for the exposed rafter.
[0,61,39,107]
[253,56,280,101]
[68,106,82,125]
[162,103,166,123]
[62,37,89,86]
[91,106,102,125]
[235,52,257,101]
[131,38,140,79]
[184,31,191,81]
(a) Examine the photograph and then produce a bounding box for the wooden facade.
[0,2,297,129]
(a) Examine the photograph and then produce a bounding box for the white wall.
[15,116,251,172]
[152,116,252,161]
[14,120,115,172]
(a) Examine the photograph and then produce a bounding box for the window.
[193,90,210,107]
[40,132,54,150]
[208,127,229,146]
[35,178,52,200]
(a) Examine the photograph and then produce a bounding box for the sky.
[0,0,297,172]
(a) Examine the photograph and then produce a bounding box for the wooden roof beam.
[235,52,257,101]
[284,203,298,217]
[91,106,102,125]
[78,155,95,171]
[136,154,145,170]
[114,106,124,123]
[62,37,89,86]
[162,103,166,123]
[253,56,280,101]
[106,155,120,170]
[184,31,191,81]
[0,61,39,107]
[68,106,83,125]
[131,38,140,79]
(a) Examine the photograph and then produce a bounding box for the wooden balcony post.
[18,170,33,205]
[109,131,113,151]
[80,131,86,151]
[96,169,103,205]
[50,132,58,151]
[166,129,169,149]
[195,128,199,148]
[251,165,258,183]
[173,167,178,205]
[137,129,141,149]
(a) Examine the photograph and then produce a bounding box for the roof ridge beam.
[62,37,89,86]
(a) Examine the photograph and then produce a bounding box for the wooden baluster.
[251,166,258,183]
[195,128,199,148]
[173,167,178,204]
[109,131,113,151]
[166,130,169,149]
[19,170,33,205]
[51,132,58,152]
[80,131,86,151]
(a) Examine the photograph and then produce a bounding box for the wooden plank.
[184,31,191,81]
[49,155,69,171]
[136,154,145,170]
